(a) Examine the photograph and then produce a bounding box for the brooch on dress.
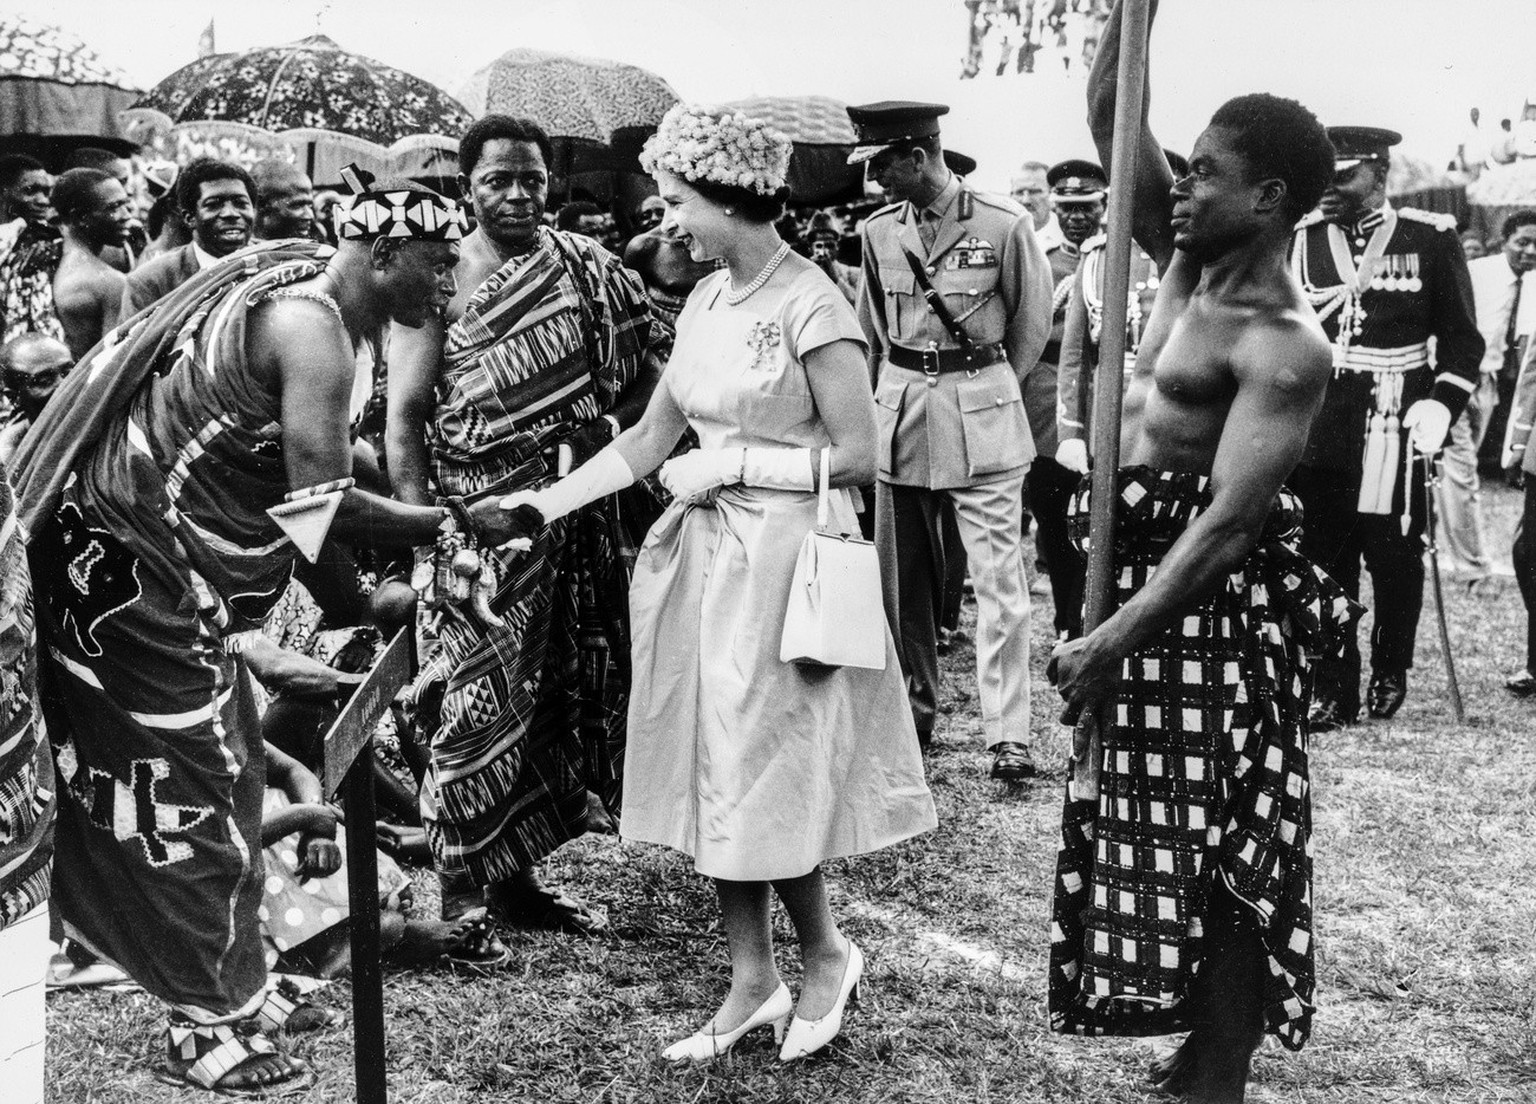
[745,321,781,371]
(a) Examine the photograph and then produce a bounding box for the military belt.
[887,343,1007,375]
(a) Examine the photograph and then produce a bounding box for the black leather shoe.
[990,741,1037,782]
[1505,670,1536,698]
[1366,669,1408,719]
[1307,696,1358,733]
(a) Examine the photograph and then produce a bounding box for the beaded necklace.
[725,242,790,306]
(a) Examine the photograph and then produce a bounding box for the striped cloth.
[417,228,667,885]
[1049,466,1360,1050]
[0,235,63,346]
[0,464,51,932]
[0,902,49,1104]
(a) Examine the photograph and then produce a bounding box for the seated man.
[0,333,70,464]
[122,158,256,316]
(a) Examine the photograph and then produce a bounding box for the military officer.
[1055,150,1184,475]
[1025,160,1107,641]
[1289,126,1484,728]
[850,101,1054,780]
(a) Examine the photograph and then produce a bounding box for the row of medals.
[1364,253,1423,293]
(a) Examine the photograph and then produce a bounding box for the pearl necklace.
[725,242,790,306]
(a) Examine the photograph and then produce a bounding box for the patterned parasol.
[458,48,679,146]
[125,35,472,185]
[719,95,863,205]
[0,13,141,142]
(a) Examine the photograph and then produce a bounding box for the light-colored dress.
[621,266,938,881]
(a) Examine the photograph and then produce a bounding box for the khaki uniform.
[857,173,1053,745]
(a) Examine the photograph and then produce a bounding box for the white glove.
[658,449,743,500]
[1402,398,1452,456]
[1054,438,1089,474]
[742,447,815,490]
[504,447,636,527]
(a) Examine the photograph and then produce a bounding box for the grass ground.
[45,484,1536,1103]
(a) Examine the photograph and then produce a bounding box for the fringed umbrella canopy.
[719,95,863,205]
[0,13,141,142]
[126,35,472,186]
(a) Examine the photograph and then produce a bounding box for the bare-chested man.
[388,115,668,936]
[1046,4,1356,1101]
[46,168,132,361]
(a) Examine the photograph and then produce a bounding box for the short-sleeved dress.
[620,265,938,881]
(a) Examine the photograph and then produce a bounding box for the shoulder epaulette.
[1294,210,1326,230]
[967,189,1026,217]
[1398,207,1458,232]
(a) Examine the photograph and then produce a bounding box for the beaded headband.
[334,164,468,242]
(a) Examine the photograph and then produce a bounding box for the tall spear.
[1070,0,1154,800]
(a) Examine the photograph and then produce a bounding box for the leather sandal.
[157,1016,313,1097]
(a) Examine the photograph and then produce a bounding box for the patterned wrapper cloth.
[415,227,668,885]
[1048,466,1361,1049]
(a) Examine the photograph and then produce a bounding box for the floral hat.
[640,104,793,196]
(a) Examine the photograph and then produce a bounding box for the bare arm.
[804,338,879,488]
[1088,0,1177,271]
[384,316,445,506]
[1054,315,1331,710]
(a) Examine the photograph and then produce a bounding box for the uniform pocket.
[878,267,921,335]
[957,376,1028,477]
[872,376,907,476]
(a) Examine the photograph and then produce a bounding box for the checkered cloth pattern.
[1049,466,1360,1050]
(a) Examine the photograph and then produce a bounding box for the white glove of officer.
[1402,398,1452,456]
[1054,438,1089,475]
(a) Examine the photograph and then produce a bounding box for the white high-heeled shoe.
[661,982,793,1062]
[779,940,864,1061]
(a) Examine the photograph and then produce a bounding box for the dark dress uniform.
[1290,198,1483,720]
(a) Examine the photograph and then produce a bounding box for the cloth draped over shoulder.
[417,228,667,885]
[1048,466,1361,1050]
[0,468,51,932]
[14,240,342,1021]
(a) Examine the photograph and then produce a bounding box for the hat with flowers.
[640,104,793,196]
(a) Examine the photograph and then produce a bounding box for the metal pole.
[343,739,388,1104]
[1070,0,1153,800]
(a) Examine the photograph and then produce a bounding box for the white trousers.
[1436,374,1498,572]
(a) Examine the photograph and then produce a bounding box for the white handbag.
[779,449,887,670]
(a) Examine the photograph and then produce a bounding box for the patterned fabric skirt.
[1048,466,1359,1050]
[414,501,629,886]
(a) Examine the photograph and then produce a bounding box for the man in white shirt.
[1438,210,1536,578]
[1011,160,1063,252]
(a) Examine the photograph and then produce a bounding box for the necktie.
[918,208,937,253]
[1506,275,1525,379]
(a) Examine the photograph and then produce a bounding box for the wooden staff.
[1070,0,1154,800]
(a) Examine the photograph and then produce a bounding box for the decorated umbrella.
[124,35,472,186]
[0,13,141,159]
[458,47,679,195]
[718,95,864,206]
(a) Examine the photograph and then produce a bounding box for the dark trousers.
[1026,457,1085,636]
[1291,465,1425,713]
[1515,479,1536,671]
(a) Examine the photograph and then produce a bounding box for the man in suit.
[850,101,1053,780]
[121,159,255,317]
[1437,210,1536,579]
[1289,126,1484,728]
